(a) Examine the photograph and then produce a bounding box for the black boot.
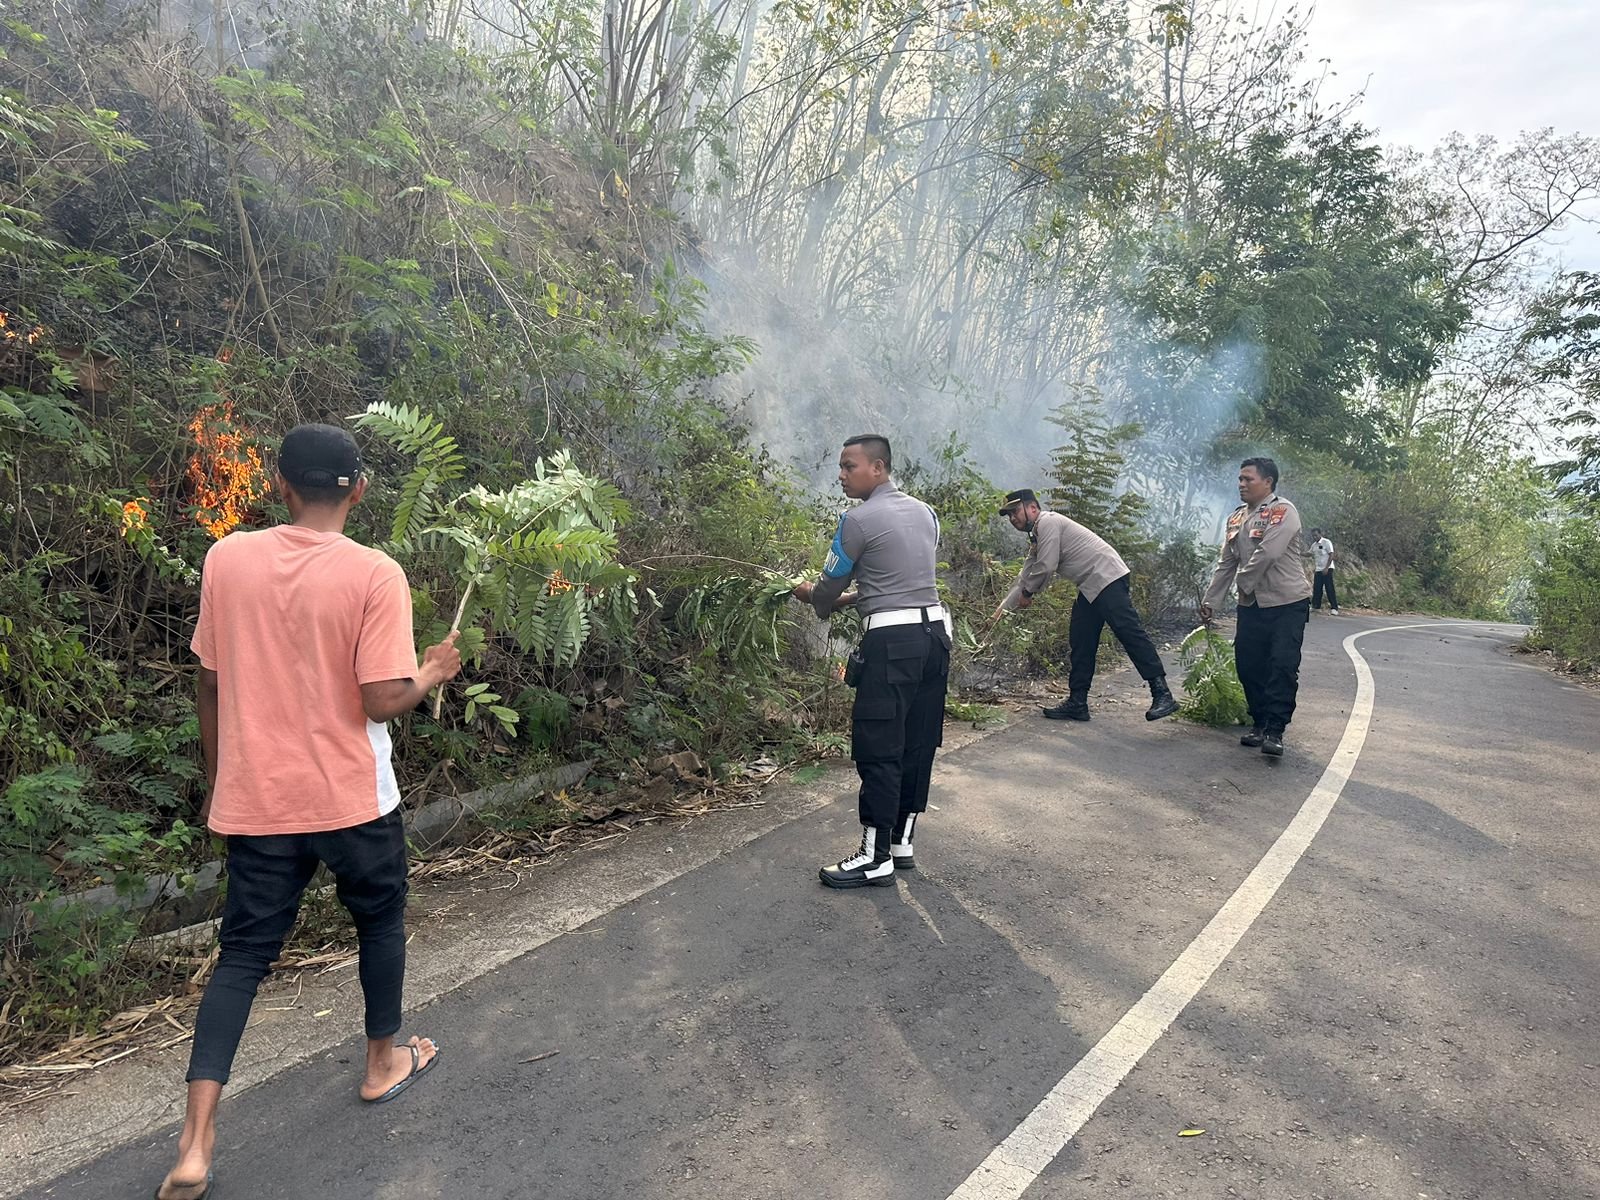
[1260,732,1284,757]
[1239,727,1264,747]
[819,825,896,888]
[1042,694,1090,721]
[890,812,918,871]
[1145,677,1178,721]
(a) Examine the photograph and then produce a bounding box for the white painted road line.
[946,622,1509,1200]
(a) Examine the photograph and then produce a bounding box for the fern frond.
[352,401,466,544]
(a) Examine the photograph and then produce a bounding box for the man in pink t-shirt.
[158,424,461,1200]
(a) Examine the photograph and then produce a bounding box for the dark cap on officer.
[998,488,1037,515]
[278,424,362,491]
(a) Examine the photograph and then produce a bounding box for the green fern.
[355,402,633,674]
[673,574,797,668]
[351,401,465,545]
[1177,626,1251,727]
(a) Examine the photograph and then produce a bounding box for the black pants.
[186,811,410,1084]
[850,622,950,837]
[1234,599,1310,736]
[1067,575,1166,697]
[1313,570,1338,610]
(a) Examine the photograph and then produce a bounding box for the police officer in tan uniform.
[1199,457,1312,757]
[993,489,1178,723]
[794,434,950,888]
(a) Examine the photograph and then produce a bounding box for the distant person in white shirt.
[1309,528,1339,614]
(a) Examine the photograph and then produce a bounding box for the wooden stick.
[432,576,476,719]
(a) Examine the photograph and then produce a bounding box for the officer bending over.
[794,435,951,888]
[992,489,1178,723]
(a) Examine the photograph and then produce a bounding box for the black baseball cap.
[278,423,362,490]
[999,488,1037,515]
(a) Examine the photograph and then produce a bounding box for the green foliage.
[1045,394,1148,549]
[511,686,574,750]
[1305,434,1542,618]
[1127,534,1211,628]
[673,575,799,670]
[1177,627,1251,727]
[462,683,520,736]
[12,900,140,1041]
[1525,271,1600,506]
[352,402,466,547]
[1124,125,1466,472]
[944,700,1008,728]
[2,763,203,1047]
[0,578,123,782]
[356,404,633,675]
[1528,516,1600,670]
[3,764,91,844]
[988,581,1080,678]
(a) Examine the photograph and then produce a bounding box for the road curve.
[28,614,1600,1200]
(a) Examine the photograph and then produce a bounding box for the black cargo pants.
[1234,598,1310,736]
[851,619,951,837]
[1066,574,1167,697]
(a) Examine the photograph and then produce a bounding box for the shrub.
[1528,515,1600,669]
[1128,533,1211,630]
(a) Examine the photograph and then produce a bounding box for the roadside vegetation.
[2,0,1596,1064]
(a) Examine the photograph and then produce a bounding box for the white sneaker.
[1330,608,1340,615]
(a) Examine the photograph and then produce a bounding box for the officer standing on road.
[1308,527,1340,615]
[1199,457,1312,757]
[991,489,1178,723]
[793,434,951,889]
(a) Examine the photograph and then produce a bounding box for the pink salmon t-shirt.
[191,525,420,835]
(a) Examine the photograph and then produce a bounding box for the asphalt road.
[29,614,1600,1200]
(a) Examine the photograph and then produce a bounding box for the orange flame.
[187,401,269,539]
[0,311,45,346]
[121,498,150,535]
[547,568,574,595]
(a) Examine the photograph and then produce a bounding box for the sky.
[1306,0,1599,270]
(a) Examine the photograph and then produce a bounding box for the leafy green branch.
[1177,626,1249,727]
[352,402,634,730]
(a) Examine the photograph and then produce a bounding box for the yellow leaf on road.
[1179,1128,1206,1137]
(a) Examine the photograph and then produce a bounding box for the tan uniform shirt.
[1204,494,1313,610]
[1002,510,1129,610]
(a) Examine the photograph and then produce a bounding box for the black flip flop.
[154,1168,213,1200]
[363,1041,440,1104]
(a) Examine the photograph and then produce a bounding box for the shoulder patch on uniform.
[1264,504,1289,526]
[822,513,855,579]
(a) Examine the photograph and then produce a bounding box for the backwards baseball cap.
[998,488,1038,515]
[278,423,362,491]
